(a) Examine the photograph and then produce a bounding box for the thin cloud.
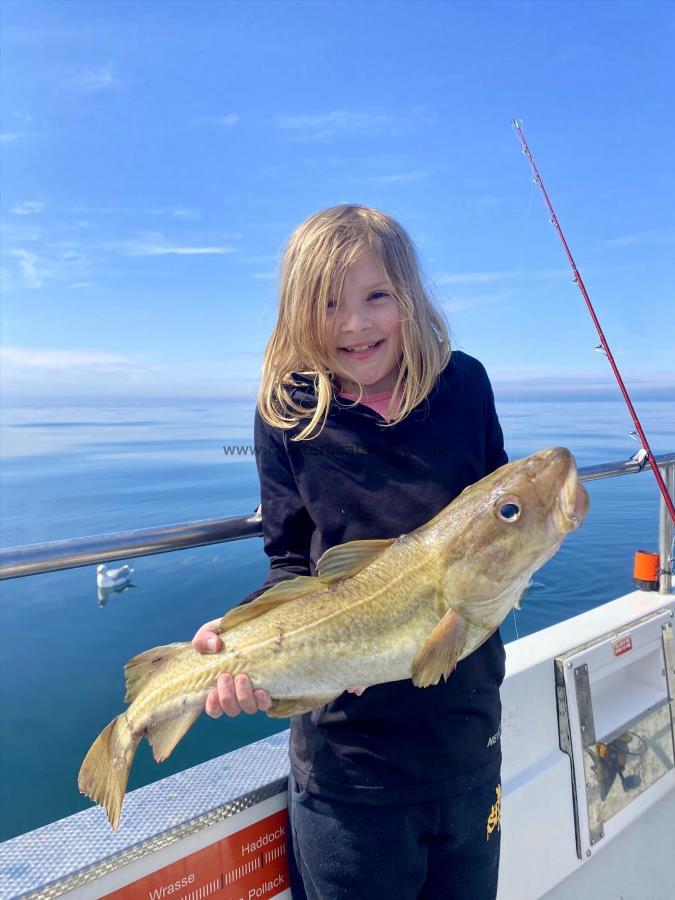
[0,131,46,144]
[11,112,33,125]
[68,63,124,93]
[436,270,516,286]
[275,109,435,142]
[0,346,135,371]
[361,170,430,185]
[170,207,199,219]
[153,246,233,256]
[0,346,264,400]
[1,219,43,242]
[9,250,45,288]
[242,254,282,265]
[189,114,239,127]
[10,201,46,216]
[435,268,567,286]
[108,233,237,257]
[441,291,511,313]
[436,263,631,287]
[66,205,202,219]
[604,234,643,248]
[476,195,503,209]
[492,373,675,401]
[67,206,136,214]
[6,243,92,291]
[603,230,675,248]
[146,206,201,220]
[124,242,236,257]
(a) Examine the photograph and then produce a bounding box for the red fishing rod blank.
[511,119,675,525]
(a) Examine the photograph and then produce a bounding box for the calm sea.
[0,396,673,840]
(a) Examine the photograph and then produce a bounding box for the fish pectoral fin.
[124,643,186,703]
[315,538,396,583]
[219,576,322,632]
[411,610,468,688]
[267,694,340,719]
[145,707,201,763]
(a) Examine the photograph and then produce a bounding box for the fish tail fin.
[78,714,140,831]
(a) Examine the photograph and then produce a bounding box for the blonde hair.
[259,204,451,440]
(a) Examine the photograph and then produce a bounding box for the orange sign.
[104,809,290,900]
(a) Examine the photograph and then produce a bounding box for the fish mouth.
[553,455,589,533]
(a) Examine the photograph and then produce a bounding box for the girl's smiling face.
[326,251,403,394]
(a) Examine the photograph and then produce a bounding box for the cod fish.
[79,447,589,829]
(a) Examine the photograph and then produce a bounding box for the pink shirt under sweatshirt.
[338,386,402,421]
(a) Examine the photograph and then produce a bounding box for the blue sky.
[1,0,673,403]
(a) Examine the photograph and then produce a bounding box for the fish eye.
[495,498,521,522]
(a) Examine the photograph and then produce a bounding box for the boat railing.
[1,452,673,591]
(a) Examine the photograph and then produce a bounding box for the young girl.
[193,204,507,900]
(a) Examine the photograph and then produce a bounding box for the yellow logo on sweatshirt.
[486,783,501,840]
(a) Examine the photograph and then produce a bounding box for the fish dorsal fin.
[124,644,184,703]
[219,575,321,633]
[316,538,395,583]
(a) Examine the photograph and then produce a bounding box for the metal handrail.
[0,510,263,581]
[1,453,673,588]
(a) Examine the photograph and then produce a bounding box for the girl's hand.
[192,619,272,717]
[346,687,366,696]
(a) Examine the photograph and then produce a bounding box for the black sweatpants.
[287,772,501,900]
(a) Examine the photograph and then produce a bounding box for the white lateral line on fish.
[229,548,433,648]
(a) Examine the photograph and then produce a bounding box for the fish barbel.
[79,447,589,829]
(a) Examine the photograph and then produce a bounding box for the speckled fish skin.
[78,447,589,829]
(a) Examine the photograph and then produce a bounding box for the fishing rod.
[511,119,675,525]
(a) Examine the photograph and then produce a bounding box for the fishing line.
[511,606,521,643]
[512,119,675,524]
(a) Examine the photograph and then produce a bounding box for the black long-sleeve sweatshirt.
[240,350,508,804]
